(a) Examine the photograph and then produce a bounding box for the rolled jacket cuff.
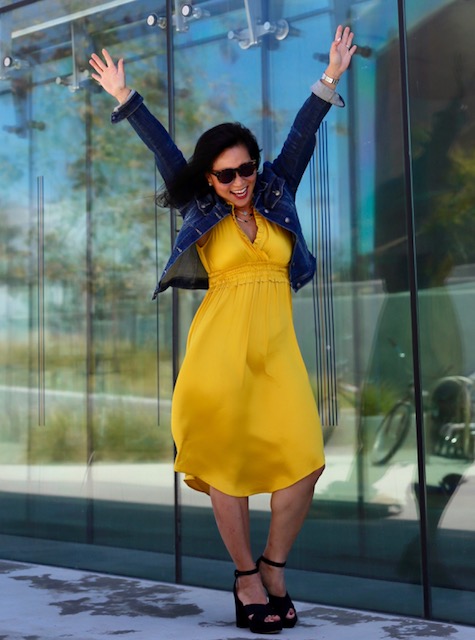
[310,79,345,107]
[111,90,143,123]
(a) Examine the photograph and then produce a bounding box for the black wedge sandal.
[233,567,282,634]
[257,555,298,628]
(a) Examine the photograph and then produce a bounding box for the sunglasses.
[210,160,257,184]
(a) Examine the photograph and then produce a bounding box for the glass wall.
[0,0,474,627]
[404,0,475,623]
[0,0,176,580]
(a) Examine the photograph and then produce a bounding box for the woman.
[90,25,355,635]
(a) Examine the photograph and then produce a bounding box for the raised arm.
[272,25,356,194]
[89,49,186,187]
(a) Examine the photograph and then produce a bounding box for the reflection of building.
[362,0,475,396]
[0,0,474,630]
[375,3,475,292]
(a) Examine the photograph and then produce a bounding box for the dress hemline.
[176,457,326,498]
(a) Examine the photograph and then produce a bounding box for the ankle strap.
[259,554,286,568]
[234,566,258,578]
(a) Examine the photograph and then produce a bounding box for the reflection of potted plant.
[360,383,399,416]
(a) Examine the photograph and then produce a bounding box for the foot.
[235,572,281,625]
[258,558,297,625]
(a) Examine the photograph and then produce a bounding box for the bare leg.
[259,466,325,621]
[209,486,279,623]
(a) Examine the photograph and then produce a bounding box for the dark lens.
[212,161,256,184]
[238,161,256,177]
[215,169,235,184]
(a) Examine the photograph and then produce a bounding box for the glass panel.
[172,0,265,586]
[173,0,337,587]
[283,0,423,617]
[1,0,474,629]
[0,0,174,579]
[405,0,475,626]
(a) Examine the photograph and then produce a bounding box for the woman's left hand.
[89,49,131,104]
[325,25,357,81]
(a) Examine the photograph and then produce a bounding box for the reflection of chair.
[435,422,475,458]
[431,376,475,460]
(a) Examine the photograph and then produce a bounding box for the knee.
[299,466,325,494]
[311,465,325,485]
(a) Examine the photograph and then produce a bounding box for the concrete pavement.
[0,559,473,640]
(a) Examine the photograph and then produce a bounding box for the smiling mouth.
[231,187,248,198]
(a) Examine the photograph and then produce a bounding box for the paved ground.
[0,560,473,640]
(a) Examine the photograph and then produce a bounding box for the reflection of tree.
[374,97,468,291]
[425,146,475,266]
[361,94,470,421]
[1,19,256,400]
[71,53,235,312]
[64,61,170,315]
[0,203,25,284]
[3,15,277,321]
[0,138,29,282]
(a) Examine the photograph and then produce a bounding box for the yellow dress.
[171,210,325,497]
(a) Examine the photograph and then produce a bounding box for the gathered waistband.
[208,262,289,289]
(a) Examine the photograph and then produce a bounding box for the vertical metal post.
[154,169,161,428]
[397,0,432,618]
[85,85,95,545]
[260,0,271,157]
[165,0,182,585]
[346,36,366,538]
[26,69,35,525]
[37,176,45,426]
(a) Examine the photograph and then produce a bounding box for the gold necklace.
[234,213,254,224]
[234,210,254,224]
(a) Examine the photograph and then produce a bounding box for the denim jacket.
[111,81,344,298]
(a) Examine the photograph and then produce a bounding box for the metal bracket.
[2,55,30,72]
[227,0,289,49]
[0,14,17,80]
[55,22,92,92]
[147,1,209,33]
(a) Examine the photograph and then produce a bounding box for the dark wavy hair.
[158,122,261,209]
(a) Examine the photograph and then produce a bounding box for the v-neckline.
[232,208,259,245]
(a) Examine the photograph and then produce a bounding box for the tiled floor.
[0,560,473,640]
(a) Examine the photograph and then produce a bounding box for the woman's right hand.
[89,48,131,105]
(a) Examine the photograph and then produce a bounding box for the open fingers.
[334,25,355,50]
[334,24,343,42]
[342,27,354,49]
[89,54,104,72]
[101,48,115,67]
[344,31,356,53]
[89,49,115,73]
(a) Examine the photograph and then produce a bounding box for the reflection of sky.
[351,0,396,256]
[1,0,458,264]
[0,0,353,270]
[173,3,349,256]
[351,0,459,256]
